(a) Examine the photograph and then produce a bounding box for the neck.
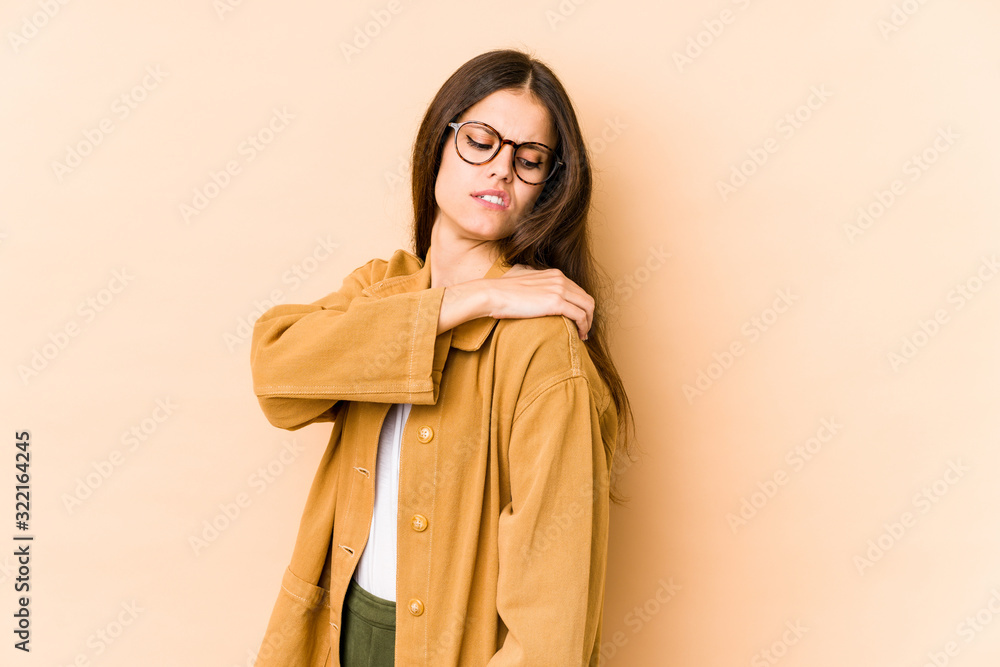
[428,222,502,290]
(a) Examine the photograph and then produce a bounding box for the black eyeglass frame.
[446,120,565,185]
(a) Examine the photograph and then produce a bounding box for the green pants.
[340,578,396,666]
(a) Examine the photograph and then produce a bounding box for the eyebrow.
[459,119,553,146]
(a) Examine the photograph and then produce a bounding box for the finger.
[555,281,594,332]
[559,300,590,340]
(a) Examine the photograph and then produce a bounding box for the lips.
[470,189,510,209]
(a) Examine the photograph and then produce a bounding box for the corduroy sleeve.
[249,260,453,430]
[489,375,614,667]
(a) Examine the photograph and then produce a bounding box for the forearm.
[252,288,448,410]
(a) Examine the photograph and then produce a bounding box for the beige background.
[3,0,999,665]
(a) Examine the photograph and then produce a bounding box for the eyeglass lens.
[455,123,556,183]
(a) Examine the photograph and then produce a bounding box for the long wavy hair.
[409,48,637,506]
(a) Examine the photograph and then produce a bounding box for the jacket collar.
[361,245,512,352]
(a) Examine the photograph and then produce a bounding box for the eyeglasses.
[447,120,564,185]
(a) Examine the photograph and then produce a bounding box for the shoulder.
[342,248,421,288]
[494,314,611,414]
[383,248,423,276]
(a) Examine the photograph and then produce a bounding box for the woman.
[250,48,635,667]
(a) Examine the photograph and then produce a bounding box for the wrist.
[438,281,491,334]
[467,279,494,320]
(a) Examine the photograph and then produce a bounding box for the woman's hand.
[484,264,594,340]
[438,264,595,340]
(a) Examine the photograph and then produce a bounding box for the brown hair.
[409,48,637,506]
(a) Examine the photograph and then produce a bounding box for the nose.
[487,143,516,182]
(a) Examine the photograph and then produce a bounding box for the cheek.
[435,154,467,205]
[517,185,543,212]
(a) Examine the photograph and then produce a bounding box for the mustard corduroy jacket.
[249,246,618,666]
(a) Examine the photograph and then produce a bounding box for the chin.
[462,222,508,241]
[437,201,516,239]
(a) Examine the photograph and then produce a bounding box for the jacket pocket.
[254,565,333,667]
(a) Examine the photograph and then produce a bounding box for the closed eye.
[465,137,493,151]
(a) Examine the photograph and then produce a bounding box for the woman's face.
[433,88,557,245]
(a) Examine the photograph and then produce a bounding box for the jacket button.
[417,426,434,443]
[408,598,424,616]
[411,514,428,532]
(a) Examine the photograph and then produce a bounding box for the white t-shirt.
[352,402,412,601]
